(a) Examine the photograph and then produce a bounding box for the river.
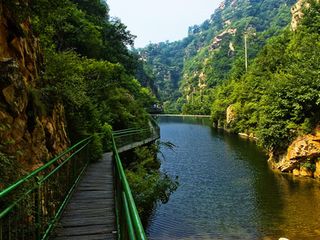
[146,116,320,240]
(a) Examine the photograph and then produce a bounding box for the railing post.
[0,218,3,240]
[8,216,10,240]
[35,179,41,240]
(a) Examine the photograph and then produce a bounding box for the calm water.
[146,116,320,240]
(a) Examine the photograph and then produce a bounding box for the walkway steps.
[51,153,116,240]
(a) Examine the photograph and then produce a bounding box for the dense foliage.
[138,39,193,112]
[2,0,175,216]
[211,1,320,152]
[140,0,296,113]
[141,0,319,155]
[122,145,178,221]
[30,0,156,142]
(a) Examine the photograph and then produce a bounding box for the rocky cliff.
[269,127,320,179]
[290,0,319,30]
[0,2,69,185]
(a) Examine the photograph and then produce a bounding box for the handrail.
[113,130,149,138]
[111,118,160,240]
[0,117,160,240]
[0,136,93,240]
[113,128,137,133]
[0,136,92,199]
[113,129,149,137]
[112,134,147,240]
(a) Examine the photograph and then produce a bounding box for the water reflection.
[220,128,320,239]
[147,116,320,240]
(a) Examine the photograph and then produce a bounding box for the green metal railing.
[0,117,160,240]
[112,118,160,240]
[0,136,93,240]
[112,135,146,240]
[113,119,160,149]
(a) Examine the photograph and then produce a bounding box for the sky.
[106,0,222,48]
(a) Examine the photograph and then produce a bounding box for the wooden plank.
[54,224,111,236]
[61,217,115,227]
[54,233,116,240]
[67,202,111,210]
[51,153,116,240]
[72,192,113,198]
[62,212,114,220]
[62,208,114,216]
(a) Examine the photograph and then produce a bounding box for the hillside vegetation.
[211,2,320,152]
[140,0,297,113]
[141,0,320,157]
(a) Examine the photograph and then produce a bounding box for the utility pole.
[244,32,248,72]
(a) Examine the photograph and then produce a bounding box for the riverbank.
[156,114,320,180]
[148,116,320,240]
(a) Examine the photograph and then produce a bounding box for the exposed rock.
[198,72,207,90]
[210,28,237,51]
[293,168,300,176]
[231,0,237,7]
[0,109,13,124]
[266,0,320,179]
[224,20,231,26]
[31,118,49,162]
[287,135,320,160]
[228,42,235,56]
[42,104,69,155]
[291,0,319,31]
[314,161,320,178]
[291,0,307,31]
[226,104,236,125]
[269,128,320,178]
[219,1,225,10]
[238,132,258,141]
[2,83,28,114]
[0,2,69,176]
[229,42,235,52]
[300,166,313,177]
[11,116,26,142]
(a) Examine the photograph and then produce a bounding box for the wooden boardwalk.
[117,135,159,153]
[52,153,116,240]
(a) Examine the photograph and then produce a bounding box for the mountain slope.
[211,0,320,175]
[140,0,296,113]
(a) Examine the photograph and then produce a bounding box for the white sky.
[106,0,222,48]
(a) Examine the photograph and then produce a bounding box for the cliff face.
[269,127,320,179]
[291,0,308,30]
[291,0,320,30]
[0,2,69,177]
